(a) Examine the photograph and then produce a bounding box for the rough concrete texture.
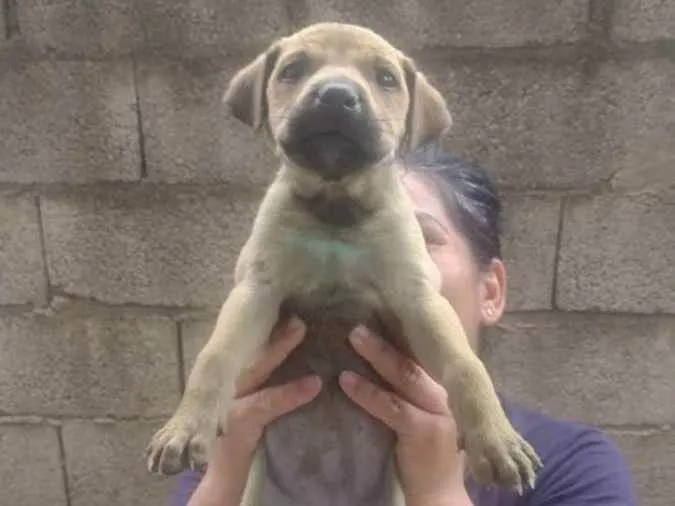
[613,0,675,42]
[15,0,143,57]
[609,429,675,506]
[0,315,180,417]
[138,58,278,185]
[433,58,675,190]
[557,191,675,313]
[62,420,175,506]
[0,194,46,305]
[11,0,290,58]
[597,60,675,192]
[0,60,140,183]
[0,424,68,506]
[500,194,560,310]
[1,4,6,41]
[137,0,290,58]
[42,186,261,307]
[295,0,588,50]
[482,313,675,426]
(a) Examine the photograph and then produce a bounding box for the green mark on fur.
[287,231,364,267]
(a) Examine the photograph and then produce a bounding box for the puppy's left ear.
[401,58,452,150]
[223,41,282,131]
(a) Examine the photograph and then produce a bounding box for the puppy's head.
[224,23,452,181]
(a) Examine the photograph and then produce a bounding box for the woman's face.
[401,173,507,350]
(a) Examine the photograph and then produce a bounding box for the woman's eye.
[422,227,445,245]
[375,68,398,89]
[278,59,307,82]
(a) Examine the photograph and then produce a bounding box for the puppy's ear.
[401,58,452,150]
[223,42,282,131]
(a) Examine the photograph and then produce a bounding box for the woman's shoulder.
[467,397,639,506]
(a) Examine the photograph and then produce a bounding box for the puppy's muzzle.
[281,78,385,180]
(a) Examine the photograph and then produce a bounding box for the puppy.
[146,22,542,506]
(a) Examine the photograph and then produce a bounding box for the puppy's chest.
[274,228,377,296]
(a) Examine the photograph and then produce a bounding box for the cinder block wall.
[1,2,673,505]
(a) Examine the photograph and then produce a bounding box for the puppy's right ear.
[223,42,282,131]
[401,57,452,150]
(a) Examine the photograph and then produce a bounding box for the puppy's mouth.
[280,83,386,180]
[287,129,367,174]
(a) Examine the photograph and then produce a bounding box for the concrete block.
[501,194,560,311]
[427,58,675,190]
[0,424,67,506]
[482,313,675,426]
[16,0,142,57]
[138,58,278,185]
[42,186,260,307]
[62,420,174,506]
[137,0,290,58]
[0,60,139,183]
[599,60,675,193]
[609,429,675,506]
[1,4,6,41]
[0,315,180,417]
[0,194,46,305]
[613,0,675,42]
[557,192,675,313]
[295,0,587,50]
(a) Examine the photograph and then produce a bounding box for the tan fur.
[146,22,542,505]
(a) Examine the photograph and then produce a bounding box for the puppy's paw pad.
[464,425,542,495]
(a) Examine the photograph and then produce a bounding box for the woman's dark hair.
[402,144,503,267]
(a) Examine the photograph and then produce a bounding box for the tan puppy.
[146,22,542,506]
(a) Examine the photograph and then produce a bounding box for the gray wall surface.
[1,1,673,505]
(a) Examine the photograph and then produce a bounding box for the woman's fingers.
[235,316,306,397]
[348,326,448,414]
[339,371,452,439]
[228,375,322,446]
[201,374,322,506]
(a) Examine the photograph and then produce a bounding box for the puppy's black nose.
[315,80,361,112]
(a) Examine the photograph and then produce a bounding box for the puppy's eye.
[278,59,308,82]
[375,68,398,89]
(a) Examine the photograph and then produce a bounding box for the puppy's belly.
[260,293,407,506]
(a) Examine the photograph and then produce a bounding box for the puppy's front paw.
[146,407,223,475]
[463,422,543,495]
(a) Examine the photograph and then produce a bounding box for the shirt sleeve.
[525,427,639,506]
[167,470,205,506]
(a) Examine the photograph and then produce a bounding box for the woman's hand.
[339,325,473,506]
[188,316,322,506]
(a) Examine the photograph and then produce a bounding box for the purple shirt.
[168,397,638,506]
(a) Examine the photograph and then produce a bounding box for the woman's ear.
[223,41,282,131]
[480,258,507,326]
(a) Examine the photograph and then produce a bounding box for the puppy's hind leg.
[388,458,406,506]
[240,446,267,506]
[146,280,282,475]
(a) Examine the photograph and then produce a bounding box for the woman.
[171,147,638,506]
